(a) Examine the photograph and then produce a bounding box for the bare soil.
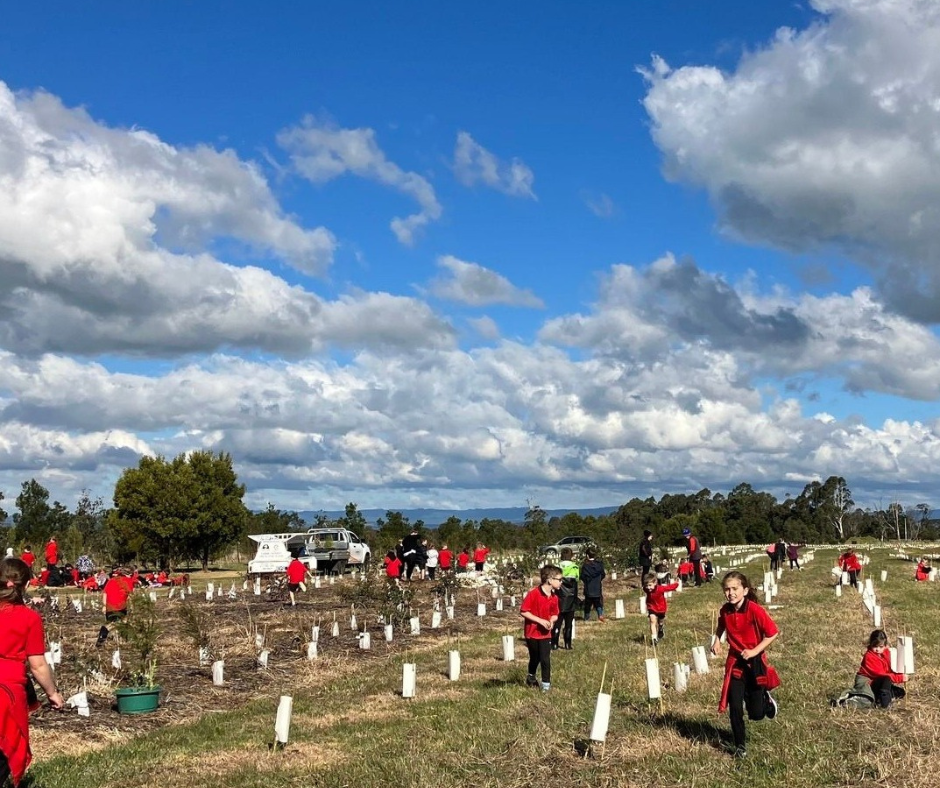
[30,571,642,756]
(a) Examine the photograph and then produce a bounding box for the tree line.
[0,465,935,572]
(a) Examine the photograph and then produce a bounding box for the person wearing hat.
[638,530,654,577]
[683,528,703,587]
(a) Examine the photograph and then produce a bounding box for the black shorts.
[105,610,127,623]
[287,583,301,593]
[653,612,666,621]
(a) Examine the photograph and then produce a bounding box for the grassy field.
[26,549,940,788]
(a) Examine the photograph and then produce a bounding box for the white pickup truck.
[247,528,371,576]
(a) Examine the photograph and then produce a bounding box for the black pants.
[426,566,437,580]
[691,558,702,586]
[727,670,768,748]
[404,559,419,580]
[847,569,859,588]
[526,637,552,683]
[789,558,800,569]
[583,596,604,619]
[871,676,905,708]
[551,610,575,648]
[640,561,652,578]
[0,751,10,786]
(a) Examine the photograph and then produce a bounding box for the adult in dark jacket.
[683,529,703,587]
[401,529,422,581]
[580,547,606,621]
[638,530,654,576]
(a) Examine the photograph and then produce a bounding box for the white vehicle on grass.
[247,528,371,577]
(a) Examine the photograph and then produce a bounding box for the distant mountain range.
[294,505,620,529]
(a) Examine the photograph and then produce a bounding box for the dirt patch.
[28,573,641,760]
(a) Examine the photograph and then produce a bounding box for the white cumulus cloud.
[454,131,536,199]
[641,0,940,320]
[428,255,544,308]
[278,115,442,245]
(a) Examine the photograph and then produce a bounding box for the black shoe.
[733,746,747,759]
[525,674,538,687]
[564,644,572,650]
[657,626,665,640]
[552,644,559,650]
[766,693,778,719]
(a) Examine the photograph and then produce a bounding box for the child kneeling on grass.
[711,571,780,760]
[856,629,907,708]
[520,565,560,692]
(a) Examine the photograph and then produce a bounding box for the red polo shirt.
[520,585,559,640]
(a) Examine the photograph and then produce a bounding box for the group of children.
[383,542,491,580]
[766,539,804,571]
[519,547,610,691]
[522,549,911,760]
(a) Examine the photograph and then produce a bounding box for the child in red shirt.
[96,568,134,647]
[473,543,490,572]
[710,571,780,759]
[839,550,862,588]
[520,565,561,692]
[0,558,65,786]
[643,573,679,645]
[285,558,309,606]
[456,548,470,573]
[19,549,34,571]
[857,629,906,708]
[438,544,453,571]
[383,551,402,580]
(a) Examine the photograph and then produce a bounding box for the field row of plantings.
[25,549,940,788]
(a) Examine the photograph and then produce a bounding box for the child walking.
[0,557,65,786]
[551,548,579,650]
[710,571,780,759]
[580,547,606,621]
[857,629,907,708]
[520,565,561,692]
[643,573,679,645]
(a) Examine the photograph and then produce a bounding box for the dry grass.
[25,554,940,788]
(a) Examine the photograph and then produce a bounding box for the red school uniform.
[0,602,47,784]
[44,541,58,566]
[103,575,133,613]
[384,556,402,578]
[717,597,780,712]
[645,582,679,615]
[457,551,470,569]
[438,549,453,569]
[915,562,930,581]
[286,559,307,584]
[858,649,905,684]
[840,553,862,573]
[20,551,35,570]
[520,585,559,640]
[473,546,490,564]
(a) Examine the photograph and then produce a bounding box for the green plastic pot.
[115,685,162,714]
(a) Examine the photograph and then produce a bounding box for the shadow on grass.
[480,677,528,689]
[651,711,732,752]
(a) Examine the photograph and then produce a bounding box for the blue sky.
[2,0,940,516]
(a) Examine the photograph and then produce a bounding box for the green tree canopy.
[113,452,248,570]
